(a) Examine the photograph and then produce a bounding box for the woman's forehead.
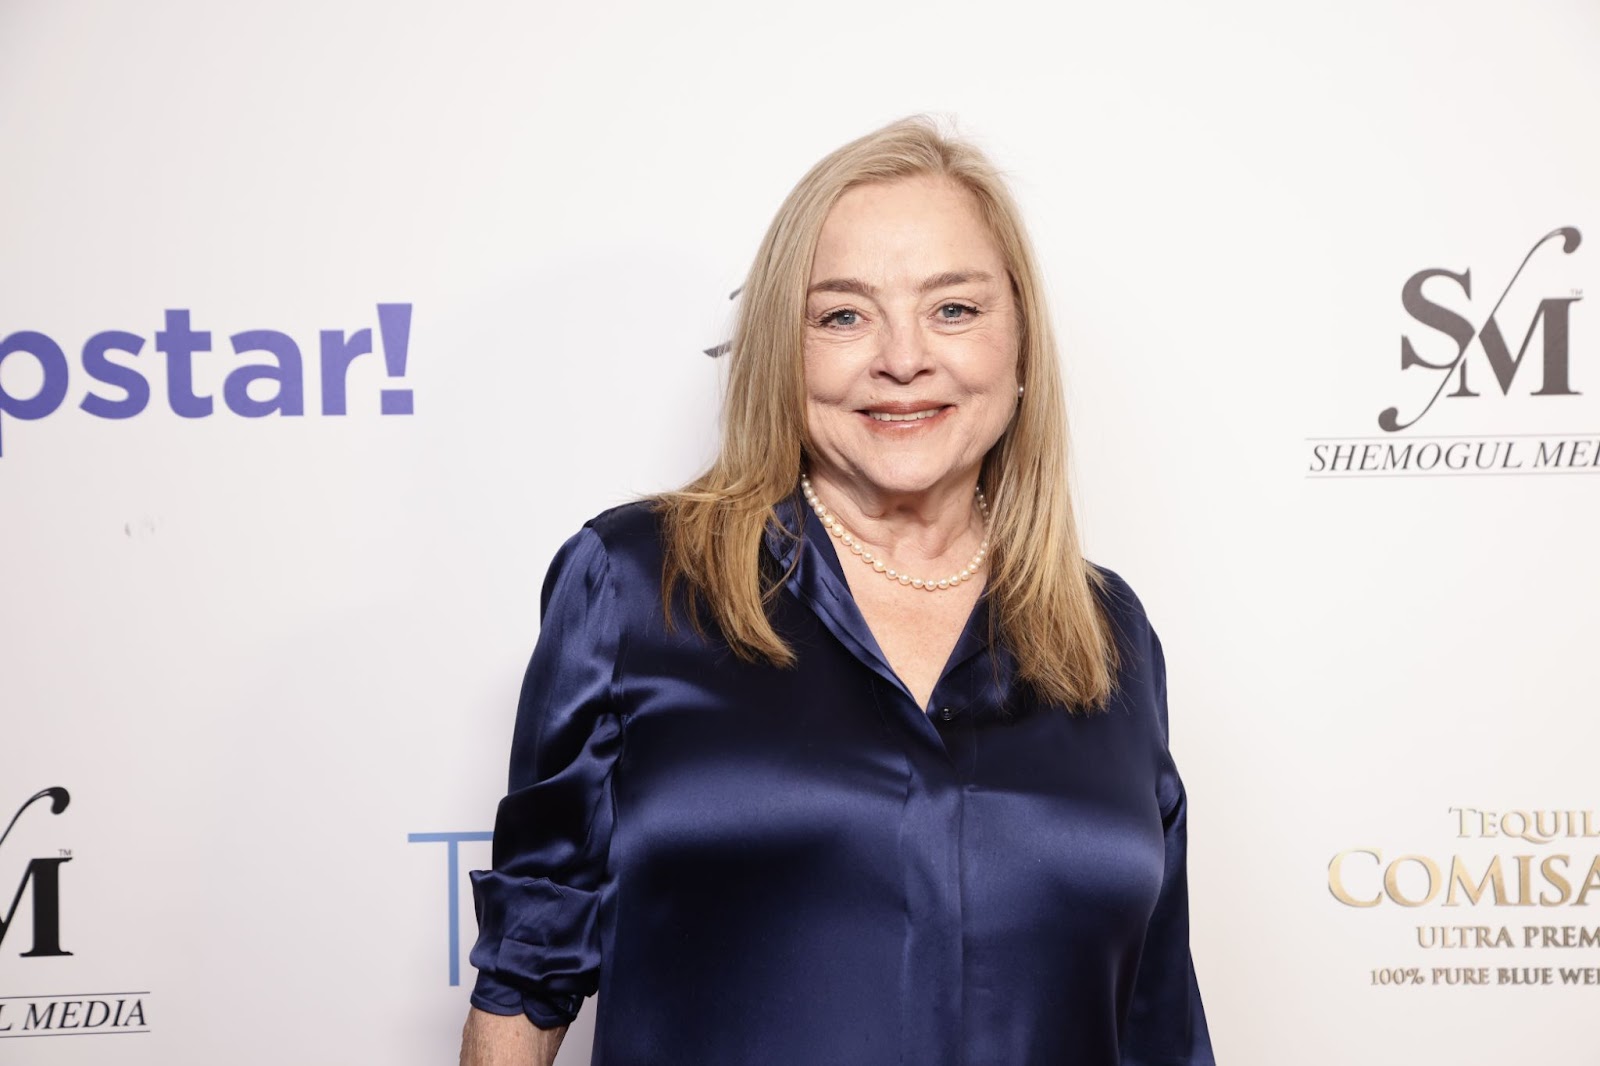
[810,177,1006,287]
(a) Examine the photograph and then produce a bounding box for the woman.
[462,116,1213,1066]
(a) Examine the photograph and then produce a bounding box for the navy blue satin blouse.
[469,494,1213,1065]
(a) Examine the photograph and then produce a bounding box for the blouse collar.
[762,487,997,714]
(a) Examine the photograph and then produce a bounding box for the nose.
[871,314,934,384]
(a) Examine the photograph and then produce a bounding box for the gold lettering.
[1540,856,1572,906]
[1573,855,1600,906]
[1328,848,1383,908]
[1385,854,1442,907]
[1445,855,1507,906]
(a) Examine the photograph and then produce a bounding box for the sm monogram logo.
[1380,227,1583,432]
[0,788,72,958]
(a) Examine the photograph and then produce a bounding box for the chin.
[851,457,957,496]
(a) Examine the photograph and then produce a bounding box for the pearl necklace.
[799,474,990,592]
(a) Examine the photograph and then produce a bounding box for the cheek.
[802,346,859,406]
[951,327,1020,397]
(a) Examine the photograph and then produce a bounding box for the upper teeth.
[868,408,943,422]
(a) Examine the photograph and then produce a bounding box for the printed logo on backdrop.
[408,830,492,986]
[0,303,414,457]
[1306,227,1597,478]
[1328,806,1600,990]
[0,788,151,1040]
[702,286,740,358]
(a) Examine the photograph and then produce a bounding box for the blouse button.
[939,707,954,721]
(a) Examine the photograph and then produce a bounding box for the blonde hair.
[656,115,1117,711]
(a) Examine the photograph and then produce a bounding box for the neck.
[802,464,986,567]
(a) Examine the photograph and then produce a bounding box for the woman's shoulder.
[1085,561,1155,635]
[581,497,666,549]
[1085,559,1169,688]
[542,499,665,572]
[532,500,669,636]
[1085,561,1172,727]
[537,499,670,600]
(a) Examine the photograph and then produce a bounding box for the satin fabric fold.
[468,493,1215,1065]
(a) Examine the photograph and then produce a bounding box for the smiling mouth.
[863,405,951,423]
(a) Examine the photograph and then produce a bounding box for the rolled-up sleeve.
[1123,626,1216,1066]
[468,526,623,1029]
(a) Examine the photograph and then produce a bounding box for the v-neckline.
[764,492,992,718]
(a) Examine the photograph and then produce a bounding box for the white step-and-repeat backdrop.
[2,2,1597,1063]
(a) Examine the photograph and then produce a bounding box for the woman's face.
[802,175,1020,504]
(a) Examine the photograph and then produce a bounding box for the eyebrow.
[806,270,996,299]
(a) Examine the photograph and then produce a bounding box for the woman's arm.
[467,527,624,1047]
[459,1006,567,1066]
[1121,624,1214,1065]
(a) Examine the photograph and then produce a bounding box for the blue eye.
[818,309,860,328]
[939,303,979,321]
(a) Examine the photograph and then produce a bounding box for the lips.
[867,407,947,422]
[859,401,952,423]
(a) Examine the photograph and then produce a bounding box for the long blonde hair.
[657,115,1117,711]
